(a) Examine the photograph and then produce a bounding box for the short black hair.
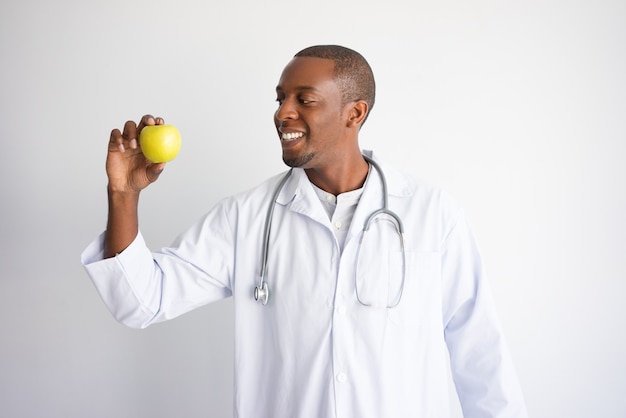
[294,45,376,123]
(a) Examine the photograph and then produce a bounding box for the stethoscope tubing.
[255,168,293,305]
[255,155,406,308]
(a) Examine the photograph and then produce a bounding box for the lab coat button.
[336,372,347,382]
[334,221,342,229]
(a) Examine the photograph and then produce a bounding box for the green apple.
[139,125,182,163]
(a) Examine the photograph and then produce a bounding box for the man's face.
[274,57,352,169]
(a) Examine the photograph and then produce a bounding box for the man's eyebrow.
[275,85,321,93]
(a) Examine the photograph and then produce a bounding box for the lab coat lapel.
[275,168,330,228]
[346,162,384,247]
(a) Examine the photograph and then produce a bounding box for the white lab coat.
[81,151,527,417]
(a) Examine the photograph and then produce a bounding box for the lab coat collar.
[274,150,414,229]
[275,167,328,226]
[360,149,413,199]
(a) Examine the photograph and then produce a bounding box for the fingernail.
[118,144,125,152]
[130,138,137,149]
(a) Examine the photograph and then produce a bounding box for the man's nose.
[275,99,298,121]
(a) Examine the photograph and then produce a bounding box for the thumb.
[147,162,166,183]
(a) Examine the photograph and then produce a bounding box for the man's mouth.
[281,132,304,141]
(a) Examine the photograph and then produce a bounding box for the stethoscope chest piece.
[254,282,269,305]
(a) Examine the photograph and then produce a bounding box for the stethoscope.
[254,155,406,308]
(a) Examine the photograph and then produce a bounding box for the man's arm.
[103,114,166,258]
[103,189,140,258]
[442,210,528,417]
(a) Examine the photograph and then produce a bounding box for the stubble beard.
[283,152,314,168]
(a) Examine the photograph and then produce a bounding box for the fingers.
[109,114,164,153]
[137,114,165,132]
[109,120,138,153]
[109,128,125,152]
[146,162,166,183]
[122,120,138,150]
[137,114,154,133]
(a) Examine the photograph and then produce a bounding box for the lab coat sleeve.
[81,231,167,328]
[81,206,234,329]
[441,210,528,417]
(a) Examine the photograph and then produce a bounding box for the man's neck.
[304,155,369,196]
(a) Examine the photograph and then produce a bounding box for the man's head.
[294,45,376,123]
[274,45,376,170]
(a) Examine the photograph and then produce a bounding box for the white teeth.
[281,132,304,141]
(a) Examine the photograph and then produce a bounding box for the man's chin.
[283,153,314,168]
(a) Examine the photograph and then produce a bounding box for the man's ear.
[347,100,369,128]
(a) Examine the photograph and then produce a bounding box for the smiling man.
[275,49,371,196]
[82,45,528,417]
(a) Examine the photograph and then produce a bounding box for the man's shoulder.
[384,162,460,209]
[217,170,292,209]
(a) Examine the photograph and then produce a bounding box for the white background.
[1,0,624,417]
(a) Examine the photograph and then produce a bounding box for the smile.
[281,132,304,141]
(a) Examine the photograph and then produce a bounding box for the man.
[82,45,527,417]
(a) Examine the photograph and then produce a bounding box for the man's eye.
[300,98,314,104]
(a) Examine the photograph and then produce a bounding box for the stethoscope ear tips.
[254,282,269,305]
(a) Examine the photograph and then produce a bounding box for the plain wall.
[1,0,625,417]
